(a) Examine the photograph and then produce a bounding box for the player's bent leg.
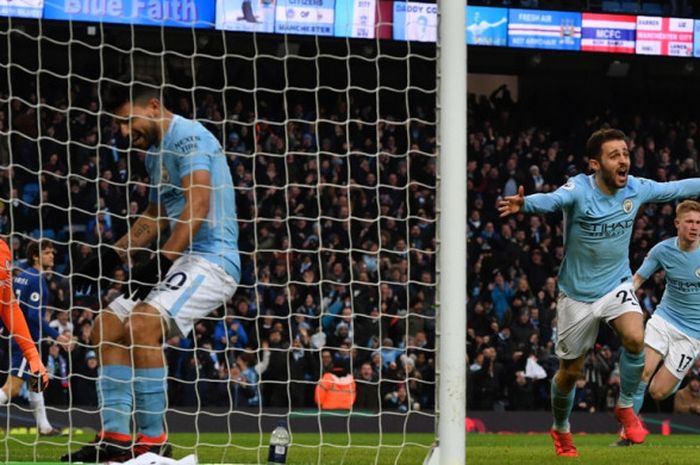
[93,310,133,439]
[0,375,24,406]
[1,373,56,435]
[631,346,664,415]
[62,309,132,463]
[126,303,171,457]
[3,357,59,436]
[610,312,649,444]
[93,309,130,365]
[611,311,645,355]
[2,375,25,400]
[552,356,585,431]
[611,311,645,407]
[549,292,600,456]
[30,391,60,436]
[550,356,584,457]
[640,346,664,385]
[648,365,682,401]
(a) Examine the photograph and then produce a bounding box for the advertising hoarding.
[636,16,693,56]
[581,13,636,53]
[43,0,216,28]
[467,6,507,46]
[508,9,581,51]
[275,0,336,36]
[216,0,276,32]
[392,1,437,43]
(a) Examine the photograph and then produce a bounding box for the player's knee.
[91,311,126,346]
[641,367,656,383]
[648,384,669,401]
[9,382,22,398]
[124,317,151,345]
[622,334,644,354]
[125,309,163,346]
[558,366,583,385]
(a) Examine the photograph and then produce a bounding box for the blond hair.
[676,199,700,218]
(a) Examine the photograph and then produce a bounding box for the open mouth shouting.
[615,167,628,185]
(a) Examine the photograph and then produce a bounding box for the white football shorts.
[109,254,238,337]
[555,281,642,359]
[645,314,700,380]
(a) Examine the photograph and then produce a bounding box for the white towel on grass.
[108,452,197,465]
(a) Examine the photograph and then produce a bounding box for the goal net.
[0,2,438,464]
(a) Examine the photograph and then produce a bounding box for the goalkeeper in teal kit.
[63,76,240,462]
[499,128,700,457]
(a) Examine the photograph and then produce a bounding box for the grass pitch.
[467,433,700,465]
[0,432,435,464]
[6,431,694,464]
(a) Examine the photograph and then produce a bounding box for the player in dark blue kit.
[0,240,72,435]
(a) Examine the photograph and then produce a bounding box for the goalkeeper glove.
[73,246,122,296]
[129,253,174,301]
[27,356,48,393]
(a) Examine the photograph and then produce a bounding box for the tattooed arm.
[114,202,169,260]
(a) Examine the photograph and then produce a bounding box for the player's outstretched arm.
[641,177,700,204]
[498,185,525,217]
[499,180,577,217]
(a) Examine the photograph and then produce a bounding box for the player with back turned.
[499,128,700,457]
[62,76,240,463]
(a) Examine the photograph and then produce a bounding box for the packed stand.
[0,83,437,412]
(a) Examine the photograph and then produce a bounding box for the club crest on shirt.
[562,182,575,191]
[161,166,170,184]
[623,199,633,213]
[695,267,700,279]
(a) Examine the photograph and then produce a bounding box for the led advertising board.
[508,9,581,51]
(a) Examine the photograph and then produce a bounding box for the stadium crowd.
[3,77,700,417]
[0,82,437,412]
[467,86,700,414]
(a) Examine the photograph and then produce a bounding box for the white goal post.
[436,0,467,464]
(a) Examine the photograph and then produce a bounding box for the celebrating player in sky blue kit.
[63,76,240,462]
[1,240,71,436]
[610,200,700,446]
[499,128,700,457]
